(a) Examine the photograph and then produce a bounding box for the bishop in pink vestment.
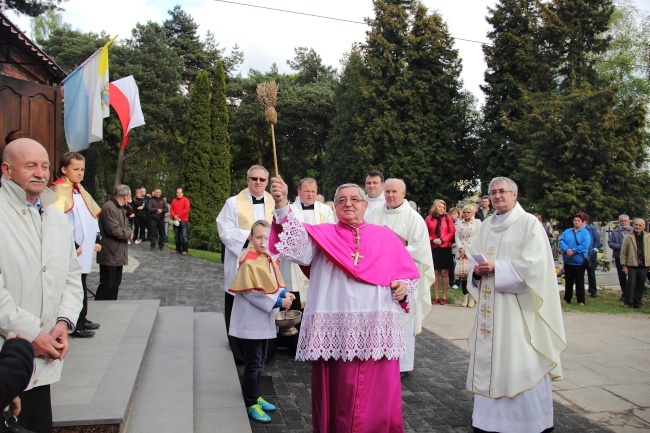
[269,179,419,433]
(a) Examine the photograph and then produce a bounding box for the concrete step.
[125,306,195,433]
[52,300,160,432]
[193,312,251,433]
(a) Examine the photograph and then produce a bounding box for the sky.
[6,0,650,106]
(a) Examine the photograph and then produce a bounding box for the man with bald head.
[0,138,83,432]
[366,178,433,375]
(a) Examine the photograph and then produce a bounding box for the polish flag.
[109,75,145,149]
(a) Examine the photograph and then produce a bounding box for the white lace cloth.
[273,208,416,361]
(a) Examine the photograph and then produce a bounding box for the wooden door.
[0,75,62,183]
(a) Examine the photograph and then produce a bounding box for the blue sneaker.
[257,396,277,411]
[246,404,271,423]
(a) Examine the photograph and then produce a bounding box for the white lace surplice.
[274,209,416,362]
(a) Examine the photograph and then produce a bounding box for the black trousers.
[615,257,627,296]
[240,339,268,407]
[149,220,166,249]
[134,215,147,241]
[95,265,123,300]
[18,385,51,433]
[586,257,598,295]
[77,273,89,327]
[625,266,647,307]
[564,263,586,304]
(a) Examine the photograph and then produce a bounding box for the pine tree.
[211,61,231,252]
[324,48,370,196]
[182,71,216,250]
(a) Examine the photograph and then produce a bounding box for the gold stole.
[51,178,101,217]
[235,189,274,230]
[470,237,500,396]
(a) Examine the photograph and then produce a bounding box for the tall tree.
[182,71,216,250]
[324,48,368,197]
[478,0,553,195]
[164,5,213,91]
[210,60,231,252]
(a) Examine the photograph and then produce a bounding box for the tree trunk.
[114,146,125,188]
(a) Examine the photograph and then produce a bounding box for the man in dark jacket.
[96,185,133,300]
[148,188,168,251]
[475,195,496,222]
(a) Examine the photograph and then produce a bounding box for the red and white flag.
[109,75,145,149]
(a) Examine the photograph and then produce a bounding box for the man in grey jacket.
[608,214,633,300]
[0,138,83,433]
[96,185,133,300]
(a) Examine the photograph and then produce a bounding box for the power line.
[213,0,649,71]
[213,0,366,25]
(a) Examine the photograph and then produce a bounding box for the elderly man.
[96,185,133,301]
[0,138,83,433]
[620,218,650,309]
[608,214,633,300]
[364,169,385,215]
[269,176,419,433]
[366,178,433,374]
[467,177,566,433]
[217,165,274,360]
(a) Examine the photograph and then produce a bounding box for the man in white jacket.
[0,138,83,433]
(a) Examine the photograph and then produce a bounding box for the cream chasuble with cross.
[466,203,566,399]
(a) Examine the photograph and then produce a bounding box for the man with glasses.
[269,177,419,432]
[467,177,565,433]
[217,165,274,361]
[608,214,633,300]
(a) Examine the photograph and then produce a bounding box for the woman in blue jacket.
[559,212,591,305]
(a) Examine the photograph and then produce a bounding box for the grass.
[164,228,221,264]
[561,288,650,315]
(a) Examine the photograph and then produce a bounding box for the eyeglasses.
[336,196,364,206]
[248,177,267,182]
[462,211,471,214]
[489,189,512,197]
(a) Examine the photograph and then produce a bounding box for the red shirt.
[425,214,455,249]
[170,196,191,222]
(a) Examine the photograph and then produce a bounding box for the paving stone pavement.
[87,243,612,433]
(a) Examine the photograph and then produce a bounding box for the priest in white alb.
[216,165,274,361]
[284,177,335,305]
[269,177,419,433]
[467,177,566,433]
[366,178,433,374]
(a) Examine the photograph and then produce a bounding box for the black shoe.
[590,292,597,298]
[71,329,95,338]
[84,320,100,330]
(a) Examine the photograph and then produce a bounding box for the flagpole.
[61,35,118,85]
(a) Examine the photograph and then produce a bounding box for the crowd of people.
[215,163,648,433]
[0,129,642,433]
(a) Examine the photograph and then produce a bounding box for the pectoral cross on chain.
[348,224,366,267]
[351,251,364,267]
